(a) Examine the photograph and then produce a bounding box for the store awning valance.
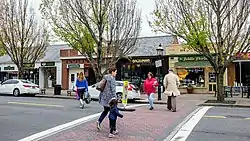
[175,61,211,68]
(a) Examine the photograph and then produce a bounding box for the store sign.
[67,64,84,69]
[4,66,15,70]
[178,56,207,62]
[41,62,55,67]
[235,52,250,60]
[131,59,151,63]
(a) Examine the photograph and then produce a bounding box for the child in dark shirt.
[108,98,123,138]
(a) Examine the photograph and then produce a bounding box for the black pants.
[98,106,110,124]
[109,119,116,134]
[167,93,176,111]
[77,88,86,99]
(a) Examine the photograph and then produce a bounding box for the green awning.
[175,61,211,68]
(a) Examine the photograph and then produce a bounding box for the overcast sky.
[32,0,165,42]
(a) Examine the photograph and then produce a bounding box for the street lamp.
[156,43,164,100]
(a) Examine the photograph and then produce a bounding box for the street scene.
[1,0,250,141]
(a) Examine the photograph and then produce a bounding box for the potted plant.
[186,84,194,94]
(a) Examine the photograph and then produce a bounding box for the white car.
[0,79,39,96]
[88,81,141,100]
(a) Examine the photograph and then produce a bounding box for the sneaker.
[96,121,101,131]
[109,133,115,138]
[113,130,118,135]
[149,107,154,110]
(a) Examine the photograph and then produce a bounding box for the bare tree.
[0,0,49,78]
[150,0,250,102]
[40,0,141,81]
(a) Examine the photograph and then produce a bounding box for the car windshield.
[21,80,32,84]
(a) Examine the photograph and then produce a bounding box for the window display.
[177,68,205,87]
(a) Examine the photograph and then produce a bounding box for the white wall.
[55,61,62,85]
[39,68,44,88]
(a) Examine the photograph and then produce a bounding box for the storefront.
[61,58,95,90]
[67,63,85,89]
[116,57,169,89]
[35,61,62,89]
[167,44,227,94]
[0,64,18,81]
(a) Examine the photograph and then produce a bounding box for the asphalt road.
[0,95,105,141]
[187,107,250,141]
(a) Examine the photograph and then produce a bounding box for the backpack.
[96,78,107,92]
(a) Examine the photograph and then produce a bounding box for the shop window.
[177,68,205,87]
[71,74,75,82]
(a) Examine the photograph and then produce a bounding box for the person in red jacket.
[144,72,159,110]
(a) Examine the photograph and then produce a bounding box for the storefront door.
[208,72,217,92]
[69,72,78,90]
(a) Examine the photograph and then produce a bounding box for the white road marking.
[203,115,227,119]
[19,104,147,141]
[165,106,212,141]
[8,102,64,108]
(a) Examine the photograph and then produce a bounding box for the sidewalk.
[40,94,206,141]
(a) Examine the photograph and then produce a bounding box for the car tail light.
[128,84,133,91]
[23,85,31,88]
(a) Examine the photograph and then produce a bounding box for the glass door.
[209,72,217,92]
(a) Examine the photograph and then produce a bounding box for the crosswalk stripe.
[8,102,64,108]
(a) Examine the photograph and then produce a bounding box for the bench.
[67,90,74,96]
[40,88,46,94]
[214,86,232,98]
[215,86,250,98]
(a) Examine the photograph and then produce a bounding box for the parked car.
[0,79,39,96]
[88,81,141,100]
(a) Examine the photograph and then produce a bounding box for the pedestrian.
[143,72,159,110]
[96,66,117,131]
[75,72,88,109]
[163,69,180,112]
[108,98,123,138]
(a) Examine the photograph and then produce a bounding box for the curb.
[198,103,250,108]
[36,95,167,104]
[134,100,167,104]
[36,95,76,100]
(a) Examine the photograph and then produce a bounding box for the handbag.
[85,92,91,104]
[96,79,107,92]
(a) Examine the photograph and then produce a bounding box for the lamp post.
[156,43,164,100]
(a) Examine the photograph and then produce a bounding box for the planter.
[186,87,193,94]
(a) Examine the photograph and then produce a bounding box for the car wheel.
[116,92,122,102]
[13,88,20,97]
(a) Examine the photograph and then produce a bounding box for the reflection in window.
[177,68,205,87]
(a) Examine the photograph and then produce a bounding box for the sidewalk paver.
[41,95,203,141]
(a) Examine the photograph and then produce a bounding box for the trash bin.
[54,84,61,95]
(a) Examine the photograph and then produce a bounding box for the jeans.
[148,93,154,108]
[109,119,116,134]
[98,106,110,124]
[77,88,86,100]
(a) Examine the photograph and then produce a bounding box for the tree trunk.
[18,68,24,79]
[93,66,103,82]
[216,71,225,102]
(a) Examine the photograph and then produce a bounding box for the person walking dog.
[163,69,180,112]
